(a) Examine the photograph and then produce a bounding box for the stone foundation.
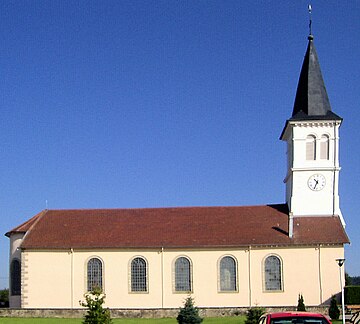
[0,306,330,318]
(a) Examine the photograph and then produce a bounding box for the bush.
[177,296,203,324]
[297,294,306,311]
[80,287,112,324]
[329,295,340,320]
[245,307,266,324]
[345,286,360,305]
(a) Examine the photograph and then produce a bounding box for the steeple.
[290,35,342,121]
[280,30,344,225]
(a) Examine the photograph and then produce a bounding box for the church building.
[6,34,349,310]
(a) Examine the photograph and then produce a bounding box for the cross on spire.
[308,4,313,37]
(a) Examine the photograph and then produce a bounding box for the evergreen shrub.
[245,307,266,324]
[329,295,340,320]
[176,296,203,324]
[297,294,306,311]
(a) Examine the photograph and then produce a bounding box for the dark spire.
[290,35,341,121]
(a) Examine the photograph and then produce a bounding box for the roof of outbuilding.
[5,204,349,249]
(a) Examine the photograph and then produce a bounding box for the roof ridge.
[44,203,286,212]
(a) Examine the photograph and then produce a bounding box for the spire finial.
[308,4,313,39]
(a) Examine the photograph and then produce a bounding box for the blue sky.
[1,1,359,288]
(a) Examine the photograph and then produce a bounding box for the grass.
[0,316,245,323]
[0,316,343,324]
[0,316,342,324]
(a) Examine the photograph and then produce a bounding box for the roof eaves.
[21,241,348,251]
[289,111,342,122]
[280,111,342,140]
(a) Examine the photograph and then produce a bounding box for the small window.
[87,258,103,291]
[306,135,316,160]
[130,257,147,292]
[219,256,237,292]
[174,257,192,292]
[10,259,21,296]
[264,255,282,291]
[320,134,329,160]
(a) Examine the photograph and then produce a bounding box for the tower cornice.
[280,115,342,141]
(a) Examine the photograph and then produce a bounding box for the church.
[6,33,349,310]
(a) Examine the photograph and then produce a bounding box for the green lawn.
[0,316,342,324]
[0,316,245,324]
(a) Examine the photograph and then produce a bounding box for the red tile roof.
[5,204,349,249]
[6,211,45,235]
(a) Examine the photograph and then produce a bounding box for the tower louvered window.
[174,257,192,292]
[306,135,316,160]
[87,258,103,291]
[131,257,147,292]
[320,134,329,160]
[219,256,237,291]
[264,255,282,291]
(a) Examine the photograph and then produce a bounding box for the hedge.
[345,286,360,304]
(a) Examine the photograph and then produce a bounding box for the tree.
[346,272,352,286]
[176,296,203,324]
[0,289,9,308]
[346,274,360,286]
[329,295,340,320]
[297,294,306,311]
[245,307,266,324]
[80,287,112,324]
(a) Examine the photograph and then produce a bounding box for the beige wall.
[16,244,345,309]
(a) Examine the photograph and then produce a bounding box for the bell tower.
[280,34,344,225]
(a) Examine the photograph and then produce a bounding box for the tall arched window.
[131,257,147,292]
[219,256,237,292]
[87,257,103,291]
[264,255,282,291]
[10,259,21,296]
[306,135,316,160]
[174,257,192,292]
[320,134,329,160]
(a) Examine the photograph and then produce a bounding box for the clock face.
[308,174,326,191]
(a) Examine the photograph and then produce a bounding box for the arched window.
[10,259,21,296]
[306,135,316,160]
[174,257,192,292]
[219,256,237,292]
[87,257,103,291]
[264,255,282,291]
[320,134,329,160]
[131,257,147,292]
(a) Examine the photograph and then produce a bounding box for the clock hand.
[314,179,318,188]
